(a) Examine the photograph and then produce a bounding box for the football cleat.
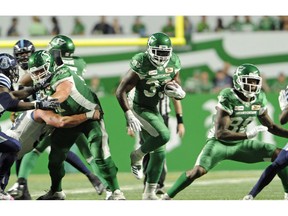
[130,151,144,180]
[105,188,113,200]
[161,193,172,200]
[284,193,288,200]
[0,189,14,200]
[86,173,105,195]
[243,194,254,200]
[7,183,31,200]
[37,190,66,200]
[155,186,165,195]
[142,192,159,200]
[107,189,126,200]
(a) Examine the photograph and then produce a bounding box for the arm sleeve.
[0,92,20,110]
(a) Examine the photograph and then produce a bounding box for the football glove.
[125,110,143,132]
[246,125,268,139]
[278,89,288,111]
[164,81,186,100]
[34,97,60,110]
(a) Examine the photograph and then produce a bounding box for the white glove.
[246,125,268,139]
[125,110,143,132]
[278,89,288,111]
[164,81,186,100]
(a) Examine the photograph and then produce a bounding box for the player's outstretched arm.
[35,109,101,128]
[258,110,288,138]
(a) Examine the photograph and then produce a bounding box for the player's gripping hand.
[278,89,288,111]
[246,125,268,139]
[34,97,60,110]
[164,81,186,100]
[125,110,143,132]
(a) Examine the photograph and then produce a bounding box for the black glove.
[35,97,60,110]
[33,73,53,92]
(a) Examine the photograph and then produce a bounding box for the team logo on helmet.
[51,38,66,46]
[0,57,9,69]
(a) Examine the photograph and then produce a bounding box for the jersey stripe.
[0,74,11,89]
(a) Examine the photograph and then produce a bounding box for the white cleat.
[161,193,172,200]
[243,194,254,200]
[142,192,159,200]
[107,189,126,200]
[284,192,288,200]
[130,151,143,180]
[0,189,14,200]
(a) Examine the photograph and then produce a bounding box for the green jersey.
[45,65,102,116]
[130,51,181,109]
[207,88,267,142]
[62,56,86,77]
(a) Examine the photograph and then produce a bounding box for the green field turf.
[6,170,285,200]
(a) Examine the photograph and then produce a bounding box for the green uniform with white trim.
[130,51,181,183]
[166,88,288,198]
[45,65,120,192]
[197,88,277,171]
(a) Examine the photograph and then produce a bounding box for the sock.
[66,151,90,175]
[167,172,193,198]
[0,153,17,190]
[18,150,40,179]
[143,183,157,194]
[15,158,22,176]
[134,147,146,159]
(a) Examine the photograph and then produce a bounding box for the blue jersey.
[0,73,19,118]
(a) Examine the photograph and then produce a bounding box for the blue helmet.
[0,53,19,83]
[13,39,35,70]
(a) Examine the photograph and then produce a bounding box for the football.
[164,81,186,100]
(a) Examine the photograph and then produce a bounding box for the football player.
[7,37,105,199]
[0,53,57,200]
[116,32,186,200]
[28,49,125,200]
[243,88,288,200]
[162,63,288,200]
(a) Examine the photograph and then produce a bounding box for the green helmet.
[233,63,262,98]
[147,32,172,67]
[48,34,75,57]
[28,50,53,83]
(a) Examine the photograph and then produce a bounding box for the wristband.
[176,113,183,124]
[85,110,95,119]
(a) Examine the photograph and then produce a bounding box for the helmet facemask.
[29,62,52,84]
[148,46,172,67]
[236,75,262,98]
[15,52,32,70]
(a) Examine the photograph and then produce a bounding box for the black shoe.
[7,182,32,200]
[87,173,105,195]
[37,190,66,200]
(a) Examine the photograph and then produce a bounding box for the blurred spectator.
[214,17,225,32]
[183,71,202,93]
[161,17,175,37]
[260,74,271,93]
[28,16,48,36]
[91,16,114,35]
[241,16,257,32]
[270,72,287,92]
[199,71,213,93]
[258,16,276,31]
[197,16,210,32]
[131,16,146,37]
[212,66,233,93]
[184,16,192,45]
[7,17,20,37]
[51,16,61,35]
[71,17,85,35]
[112,18,123,34]
[227,16,242,31]
[90,76,105,97]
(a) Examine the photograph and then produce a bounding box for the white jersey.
[5,110,52,159]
